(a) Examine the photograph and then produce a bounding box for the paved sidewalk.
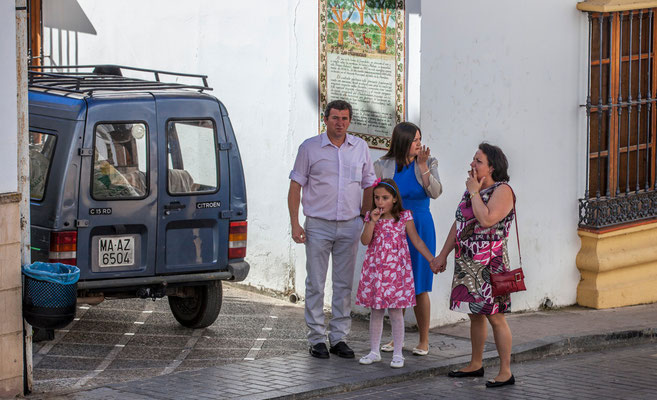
[35,303,657,400]
[322,342,657,399]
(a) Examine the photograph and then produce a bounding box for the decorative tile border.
[319,0,406,150]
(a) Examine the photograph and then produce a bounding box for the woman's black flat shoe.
[485,375,515,388]
[447,367,484,378]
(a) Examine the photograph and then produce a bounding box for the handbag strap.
[508,184,522,268]
[485,183,521,268]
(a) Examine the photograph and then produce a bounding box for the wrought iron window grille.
[580,10,657,229]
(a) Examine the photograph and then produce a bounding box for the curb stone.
[271,328,657,400]
[510,328,657,364]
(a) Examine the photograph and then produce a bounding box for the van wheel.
[168,280,222,329]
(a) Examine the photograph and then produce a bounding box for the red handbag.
[490,192,526,297]
[491,268,526,297]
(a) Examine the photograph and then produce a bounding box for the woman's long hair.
[371,178,404,221]
[383,122,421,173]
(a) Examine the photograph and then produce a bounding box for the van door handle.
[164,202,186,215]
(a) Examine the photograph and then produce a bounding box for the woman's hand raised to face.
[416,145,431,165]
[466,168,484,195]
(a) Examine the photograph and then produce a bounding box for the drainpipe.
[16,0,32,393]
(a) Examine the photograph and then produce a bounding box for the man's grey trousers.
[304,216,363,346]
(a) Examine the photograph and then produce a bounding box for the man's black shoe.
[329,341,355,358]
[309,343,330,359]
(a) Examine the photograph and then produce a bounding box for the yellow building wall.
[577,221,657,309]
[0,193,23,397]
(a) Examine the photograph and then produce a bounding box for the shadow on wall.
[42,0,96,67]
[305,78,318,112]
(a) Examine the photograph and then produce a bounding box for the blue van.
[28,65,249,328]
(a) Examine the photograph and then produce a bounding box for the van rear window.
[167,120,218,194]
[93,123,148,200]
[29,132,56,201]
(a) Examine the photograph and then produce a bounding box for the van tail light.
[228,221,247,259]
[49,231,77,266]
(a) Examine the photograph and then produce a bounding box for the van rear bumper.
[77,261,250,290]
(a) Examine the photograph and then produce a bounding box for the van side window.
[93,123,148,200]
[167,120,218,194]
[29,132,56,200]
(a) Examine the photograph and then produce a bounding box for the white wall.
[43,0,588,327]
[47,0,318,295]
[420,0,585,325]
[1,2,18,194]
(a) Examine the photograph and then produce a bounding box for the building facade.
[33,0,657,331]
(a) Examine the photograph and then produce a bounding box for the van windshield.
[29,132,56,200]
[93,122,148,200]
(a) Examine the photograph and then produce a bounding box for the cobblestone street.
[31,283,313,393]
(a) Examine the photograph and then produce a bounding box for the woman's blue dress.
[393,161,436,295]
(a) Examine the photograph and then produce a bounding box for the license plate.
[98,236,135,267]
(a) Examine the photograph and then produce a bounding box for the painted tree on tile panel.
[329,1,355,46]
[354,0,366,25]
[366,0,396,52]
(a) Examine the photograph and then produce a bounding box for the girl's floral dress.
[356,210,416,309]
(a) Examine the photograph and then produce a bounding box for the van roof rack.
[28,65,212,96]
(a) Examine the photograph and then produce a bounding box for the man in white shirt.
[288,100,376,359]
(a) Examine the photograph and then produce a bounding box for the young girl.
[356,178,438,368]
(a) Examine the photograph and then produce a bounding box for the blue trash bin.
[22,262,80,329]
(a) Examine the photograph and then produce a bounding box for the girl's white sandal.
[359,352,382,365]
[390,355,405,368]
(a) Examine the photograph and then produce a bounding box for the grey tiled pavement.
[33,302,657,399]
[322,342,657,399]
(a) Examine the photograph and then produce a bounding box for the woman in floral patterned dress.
[432,143,516,388]
[356,179,437,369]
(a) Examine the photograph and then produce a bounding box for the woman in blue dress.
[373,122,443,355]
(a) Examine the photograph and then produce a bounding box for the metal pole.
[607,13,614,197]
[598,15,603,198]
[16,0,32,394]
[627,12,633,194]
[650,11,656,190]
[617,13,623,196]
[586,13,592,199]
[647,11,653,191]
[637,11,643,193]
